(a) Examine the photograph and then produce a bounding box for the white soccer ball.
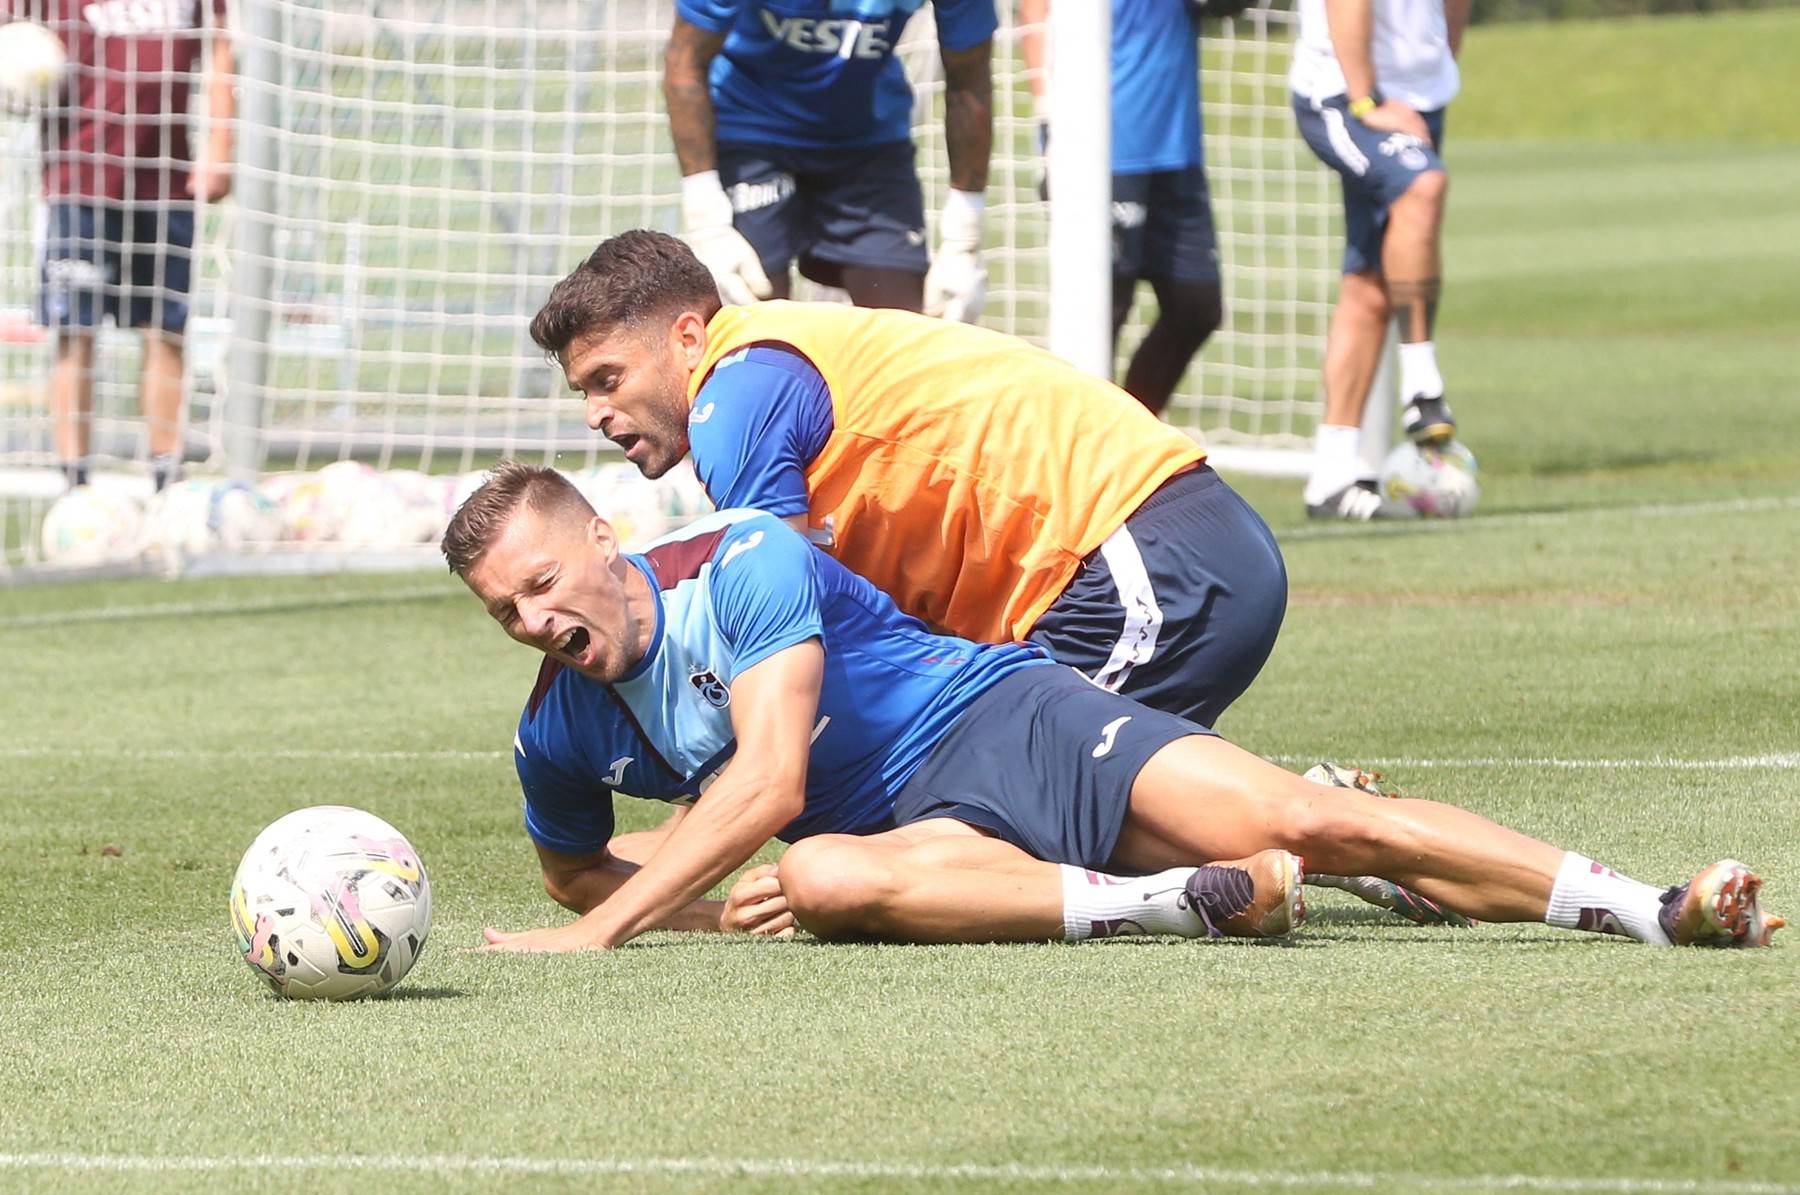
[141,478,281,567]
[229,805,432,1002]
[1379,439,1481,518]
[0,20,67,109]
[271,460,379,543]
[40,487,143,565]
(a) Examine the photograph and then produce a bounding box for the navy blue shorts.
[894,665,1209,870]
[1028,465,1287,729]
[37,202,195,332]
[1113,166,1220,285]
[718,139,929,281]
[1291,95,1447,275]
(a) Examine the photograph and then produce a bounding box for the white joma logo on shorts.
[728,175,795,214]
[1093,716,1132,759]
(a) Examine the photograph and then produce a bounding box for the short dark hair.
[529,230,722,362]
[441,460,595,578]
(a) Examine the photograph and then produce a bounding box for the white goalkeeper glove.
[923,188,987,324]
[680,170,772,306]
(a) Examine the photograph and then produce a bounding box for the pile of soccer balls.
[229,805,432,1001]
[37,460,712,569]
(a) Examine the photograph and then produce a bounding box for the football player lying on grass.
[443,462,1783,952]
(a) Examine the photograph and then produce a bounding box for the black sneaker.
[1401,394,1456,444]
[1305,479,1395,521]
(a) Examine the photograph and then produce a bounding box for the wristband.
[1348,94,1378,118]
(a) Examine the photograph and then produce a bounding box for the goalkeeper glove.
[680,170,773,306]
[923,189,987,324]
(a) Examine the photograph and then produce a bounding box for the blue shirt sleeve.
[674,0,741,34]
[708,515,827,680]
[688,346,834,520]
[515,728,617,857]
[932,0,999,52]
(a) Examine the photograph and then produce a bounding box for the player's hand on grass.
[924,189,987,324]
[680,169,773,306]
[722,863,796,938]
[1356,99,1434,146]
[479,923,607,953]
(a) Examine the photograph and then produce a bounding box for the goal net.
[1,0,1341,579]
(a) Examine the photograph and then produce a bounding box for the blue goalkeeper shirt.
[675,0,999,149]
[1113,0,1204,173]
[512,509,1050,855]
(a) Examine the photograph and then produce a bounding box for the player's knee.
[1398,168,1448,212]
[778,838,893,938]
[1279,786,1405,867]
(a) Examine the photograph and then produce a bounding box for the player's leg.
[126,205,195,490]
[39,202,111,489]
[1027,465,1286,727]
[1381,109,1454,443]
[715,143,801,299]
[1292,95,1402,518]
[1112,733,1783,946]
[793,141,927,312]
[1119,168,1224,416]
[775,817,1296,943]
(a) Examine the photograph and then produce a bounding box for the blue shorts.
[894,665,1209,870]
[1113,166,1220,285]
[1291,95,1447,276]
[718,139,928,281]
[1028,465,1287,728]
[37,202,195,333]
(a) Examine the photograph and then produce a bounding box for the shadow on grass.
[372,985,469,1001]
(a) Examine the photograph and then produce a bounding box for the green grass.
[1456,8,1800,143]
[5,11,1800,1194]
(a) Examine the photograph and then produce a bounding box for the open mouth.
[555,626,591,662]
[614,433,641,458]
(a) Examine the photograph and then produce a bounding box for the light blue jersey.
[676,0,998,149]
[513,510,1050,856]
[1113,0,1203,173]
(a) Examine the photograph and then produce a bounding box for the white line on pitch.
[0,585,456,630]
[1280,493,1800,542]
[0,1152,1794,1193]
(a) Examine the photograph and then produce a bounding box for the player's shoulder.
[515,658,611,767]
[636,509,803,589]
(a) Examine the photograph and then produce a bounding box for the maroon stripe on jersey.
[525,657,564,720]
[642,528,728,590]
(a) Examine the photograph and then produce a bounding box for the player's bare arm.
[662,16,726,177]
[1444,0,1470,58]
[532,837,725,931]
[1323,0,1430,143]
[939,39,992,195]
[187,25,235,201]
[482,640,824,952]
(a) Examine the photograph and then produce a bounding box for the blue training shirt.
[686,344,834,517]
[676,0,999,149]
[1113,0,1203,173]
[513,509,1051,856]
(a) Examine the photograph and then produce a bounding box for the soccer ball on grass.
[1379,439,1481,518]
[40,487,143,565]
[229,805,432,1001]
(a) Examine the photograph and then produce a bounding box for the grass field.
[4,10,1800,1195]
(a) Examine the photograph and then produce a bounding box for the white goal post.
[1,0,1376,577]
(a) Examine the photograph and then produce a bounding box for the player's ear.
[585,514,619,561]
[671,310,707,371]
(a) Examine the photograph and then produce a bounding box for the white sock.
[1302,423,1366,506]
[1060,865,1199,940]
[1544,852,1672,946]
[1398,340,1444,401]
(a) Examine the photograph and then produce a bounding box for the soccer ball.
[0,21,67,109]
[229,805,432,1001]
[141,479,281,569]
[1379,439,1481,518]
[40,487,143,565]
